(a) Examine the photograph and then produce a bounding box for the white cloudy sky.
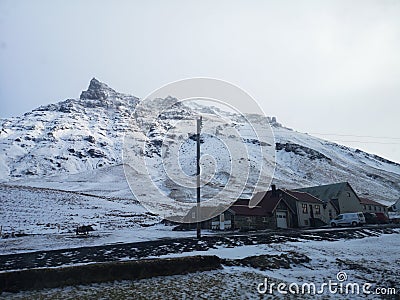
[0,0,399,162]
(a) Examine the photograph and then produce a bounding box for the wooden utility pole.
[196,116,202,239]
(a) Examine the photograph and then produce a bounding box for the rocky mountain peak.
[80,78,117,100]
[0,79,398,203]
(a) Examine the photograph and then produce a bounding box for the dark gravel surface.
[0,224,398,272]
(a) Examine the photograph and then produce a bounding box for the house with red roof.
[226,187,296,230]
[184,186,296,231]
[201,185,337,230]
[180,184,342,231]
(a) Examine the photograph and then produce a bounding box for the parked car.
[364,212,378,224]
[389,215,400,224]
[330,212,366,227]
[374,212,389,224]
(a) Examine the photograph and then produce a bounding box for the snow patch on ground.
[0,184,214,254]
[4,231,399,299]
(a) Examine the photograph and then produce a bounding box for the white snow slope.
[0,78,399,205]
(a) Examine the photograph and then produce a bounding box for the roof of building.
[248,191,267,208]
[229,202,266,216]
[295,182,356,202]
[259,191,283,213]
[284,190,324,204]
[229,190,295,216]
[183,205,227,222]
[359,197,387,207]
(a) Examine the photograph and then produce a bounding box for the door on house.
[276,211,288,228]
[219,213,225,230]
[309,204,315,227]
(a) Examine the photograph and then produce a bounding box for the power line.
[324,140,400,145]
[238,128,399,137]
[270,129,400,140]
[237,128,400,142]
[307,133,400,140]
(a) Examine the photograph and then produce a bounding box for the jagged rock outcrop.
[80,78,119,100]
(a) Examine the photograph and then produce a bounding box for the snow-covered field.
[0,183,208,255]
[3,229,399,299]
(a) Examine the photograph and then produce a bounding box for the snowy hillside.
[0,78,138,180]
[272,127,400,203]
[0,78,399,204]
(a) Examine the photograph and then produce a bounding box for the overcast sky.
[1,0,399,162]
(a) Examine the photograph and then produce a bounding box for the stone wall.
[0,255,221,293]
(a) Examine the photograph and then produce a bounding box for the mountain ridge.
[0,79,399,204]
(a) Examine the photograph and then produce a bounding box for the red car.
[375,212,389,224]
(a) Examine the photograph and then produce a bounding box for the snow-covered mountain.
[0,79,138,179]
[0,78,399,204]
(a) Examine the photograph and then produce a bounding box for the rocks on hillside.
[276,142,331,161]
[80,78,117,100]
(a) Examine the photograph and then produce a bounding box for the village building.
[181,187,295,231]
[295,182,363,214]
[180,205,229,230]
[282,190,337,227]
[389,198,400,212]
[183,185,339,231]
[226,188,296,230]
[180,183,388,231]
[359,197,389,215]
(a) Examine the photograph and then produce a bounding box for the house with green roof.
[295,182,363,214]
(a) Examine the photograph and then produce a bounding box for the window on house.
[315,205,321,214]
[364,205,366,210]
[369,205,372,210]
[262,217,268,222]
[192,212,196,219]
[374,206,377,211]
[302,204,308,214]
[378,207,381,211]
[329,210,333,219]
[304,220,309,225]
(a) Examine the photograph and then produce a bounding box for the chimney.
[271,184,277,196]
